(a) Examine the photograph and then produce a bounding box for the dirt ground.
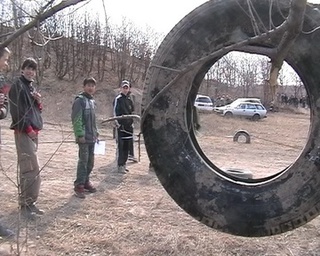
[0,108,319,256]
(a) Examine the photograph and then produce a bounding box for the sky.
[84,0,212,34]
[84,0,320,35]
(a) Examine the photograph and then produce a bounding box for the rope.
[253,135,303,150]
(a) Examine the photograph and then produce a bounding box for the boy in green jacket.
[71,77,99,198]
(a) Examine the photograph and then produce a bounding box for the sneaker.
[0,224,15,239]
[28,203,45,215]
[20,206,37,220]
[149,163,155,172]
[84,182,97,193]
[128,155,138,163]
[117,165,127,174]
[74,185,86,199]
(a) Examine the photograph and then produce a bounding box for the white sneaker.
[128,155,138,162]
[117,165,129,173]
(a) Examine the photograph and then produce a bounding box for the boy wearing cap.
[71,77,99,198]
[113,80,134,173]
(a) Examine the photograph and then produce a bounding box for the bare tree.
[235,0,307,107]
[110,18,160,87]
[0,0,88,48]
[268,0,306,103]
[197,0,308,107]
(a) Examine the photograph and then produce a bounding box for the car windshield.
[196,97,212,103]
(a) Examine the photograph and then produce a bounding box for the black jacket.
[113,93,134,129]
[9,75,43,132]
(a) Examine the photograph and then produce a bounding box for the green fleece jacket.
[71,92,99,143]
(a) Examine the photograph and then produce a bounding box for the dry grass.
[197,109,310,178]
[0,108,320,256]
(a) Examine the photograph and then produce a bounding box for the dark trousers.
[128,137,134,157]
[74,143,95,186]
[117,127,133,166]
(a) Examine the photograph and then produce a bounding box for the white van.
[194,94,214,111]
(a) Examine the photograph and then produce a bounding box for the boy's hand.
[27,130,37,140]
[78,137,86,143]
[32,91,42,103]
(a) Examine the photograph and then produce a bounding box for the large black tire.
[141,0,319,237]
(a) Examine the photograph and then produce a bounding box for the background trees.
[198,52,304,106]
[0,0,160,89]
[0,0,309,103]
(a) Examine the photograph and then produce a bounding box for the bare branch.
[0,0,88,48]
[27,30,63,47]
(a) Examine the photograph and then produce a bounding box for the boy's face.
[121,85,130,95]
[22,67,36,81]
[0,52,9,71]
[84,82,96,95]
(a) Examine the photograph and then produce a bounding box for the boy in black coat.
[113,80,134,173]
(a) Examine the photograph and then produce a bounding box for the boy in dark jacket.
[9,57,44,219]
[71,77,99,198]
[113,80,134,173]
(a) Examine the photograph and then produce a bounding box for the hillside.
[38,75,143,125]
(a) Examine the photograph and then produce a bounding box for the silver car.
[214,98,261,114]
[223,102,267,121]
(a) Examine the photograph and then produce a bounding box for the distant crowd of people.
[211,94,233,107]
[279,93,309,108]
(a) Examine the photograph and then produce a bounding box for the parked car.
[222,102,267,121]
[214,98,261,114]
[194,94,214,111]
